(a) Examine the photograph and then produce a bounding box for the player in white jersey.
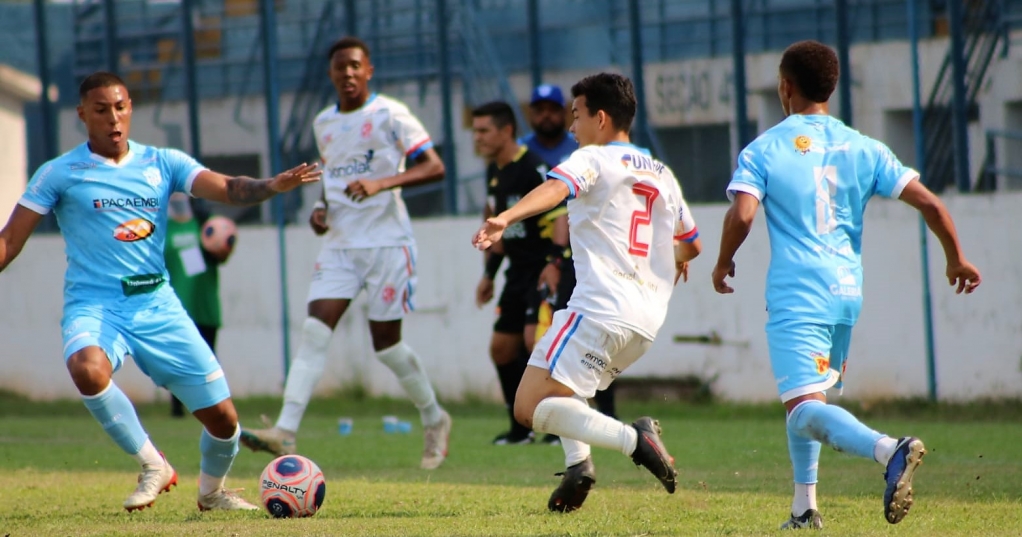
[241,37,453,470]
[473,73,702,512]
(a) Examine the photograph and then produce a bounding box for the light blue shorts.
[766,318,853,402]
[61,300,230,412]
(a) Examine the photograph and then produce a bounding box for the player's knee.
[66,351,112,395]
[369,322,402,352]
[513,398,536,428]
[195,400,238,438]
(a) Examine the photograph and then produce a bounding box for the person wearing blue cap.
[519,84,577,167]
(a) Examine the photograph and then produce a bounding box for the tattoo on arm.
[226,176,276,205]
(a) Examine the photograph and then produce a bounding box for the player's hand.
[712,261,736,294]
[269,163,322,193]
[538,262,561,292]
[476,277,495,308]
[674,261,689,285]
[309,207,329,235]
[472,217,509,250]
[345,178,383,202]
[946,259,981,294]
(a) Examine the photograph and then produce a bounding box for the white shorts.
[528,309,651,398]
[306,245,417,321]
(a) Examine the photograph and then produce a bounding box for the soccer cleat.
[629,417,678,493]
[421,410,452,470]
[240,415,296,457]
[492,430,534,445]
[124,454,178,512]
[197,488,261,511]
[883,436,926,524]
[548,456,596,513]
[540,434,562,446]
[780,509,824,530]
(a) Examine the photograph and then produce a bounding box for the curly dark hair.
[570,73,636,132]
[779,40,839,104]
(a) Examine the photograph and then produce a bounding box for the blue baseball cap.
[530,84,565,107]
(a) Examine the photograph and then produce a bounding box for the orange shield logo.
[114,218,156,242]
[811,352,830,375]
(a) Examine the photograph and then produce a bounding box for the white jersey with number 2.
[547,142,698,340]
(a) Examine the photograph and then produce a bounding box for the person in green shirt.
[164,192,233,417]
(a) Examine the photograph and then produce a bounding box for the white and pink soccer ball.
[259,455,326,518]
[200,216,237,259]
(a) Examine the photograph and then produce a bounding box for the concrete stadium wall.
[1,193,1019,403]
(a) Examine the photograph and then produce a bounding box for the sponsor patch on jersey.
[114,218,156,242]
[120,273,166,296]
[794,135,813,155]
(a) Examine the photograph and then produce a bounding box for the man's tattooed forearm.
[225,176,276,205]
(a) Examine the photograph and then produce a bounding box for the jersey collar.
[607,141,651,156]
[336,92,378,114]
[86,141,136,167]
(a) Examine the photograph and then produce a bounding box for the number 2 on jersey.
[814,165,838,235]
[629,183,660,257]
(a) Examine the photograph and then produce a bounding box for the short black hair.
[327,36,370,61]
[79,71,127,100]
[779,40,839,103]
[472,101,517,137]
[570,73,636,132]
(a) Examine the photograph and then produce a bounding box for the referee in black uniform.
[471,101,559,445]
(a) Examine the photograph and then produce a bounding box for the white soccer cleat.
[197,488,261,511]
[240,415,297,457]
[421,410,452,470]
[124,456,178,512]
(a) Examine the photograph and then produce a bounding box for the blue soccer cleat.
[883,436,926,524]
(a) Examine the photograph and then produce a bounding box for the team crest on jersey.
[794,135,813,155]
[381,285,397,304]
[811,351,830,375]
[143,167,163,187]
[361,121,373,138]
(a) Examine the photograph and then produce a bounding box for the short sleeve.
[726,147,768,202]
[19,162,62,214]
[547,148,599,199]
[161,148,207,195]
[872,140,919,199]
[391,106,433,161]
[675,195,699,243]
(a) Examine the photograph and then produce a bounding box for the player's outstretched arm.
[712,192,759,294]
[472,180,569,250]
[898,180,981,294]
[191,163,322,206]
[0,205,44,273]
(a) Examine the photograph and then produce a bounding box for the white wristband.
[312,200,327,211]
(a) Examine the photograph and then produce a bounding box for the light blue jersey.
[727,114,917,326]
[19,141,205,310]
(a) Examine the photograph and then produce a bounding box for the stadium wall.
[1,193,1020,404]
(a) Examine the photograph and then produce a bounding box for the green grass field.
[1,394,1020,536]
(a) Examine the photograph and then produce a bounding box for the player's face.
[569,96,599,147]
[329,47,374,107]
[77,84,132,159]
[472,116,509,160]
[529,100,566,138]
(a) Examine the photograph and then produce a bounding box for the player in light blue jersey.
[0,72,320,512]
[712,41,981,529]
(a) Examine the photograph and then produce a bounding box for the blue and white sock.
[787,420,821,514]
[199,425,240,495]
[787,400,883,460]
[82,382,151,458]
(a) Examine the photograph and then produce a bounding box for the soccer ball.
[200,216,237,258]
[259,455,326,518]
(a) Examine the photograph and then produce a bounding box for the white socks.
[792,483,818,515]
[276,318,333,433]
[376,342,444,426]
[532,396,637,457]
[132,439,164,468]
[873,436,899,465]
